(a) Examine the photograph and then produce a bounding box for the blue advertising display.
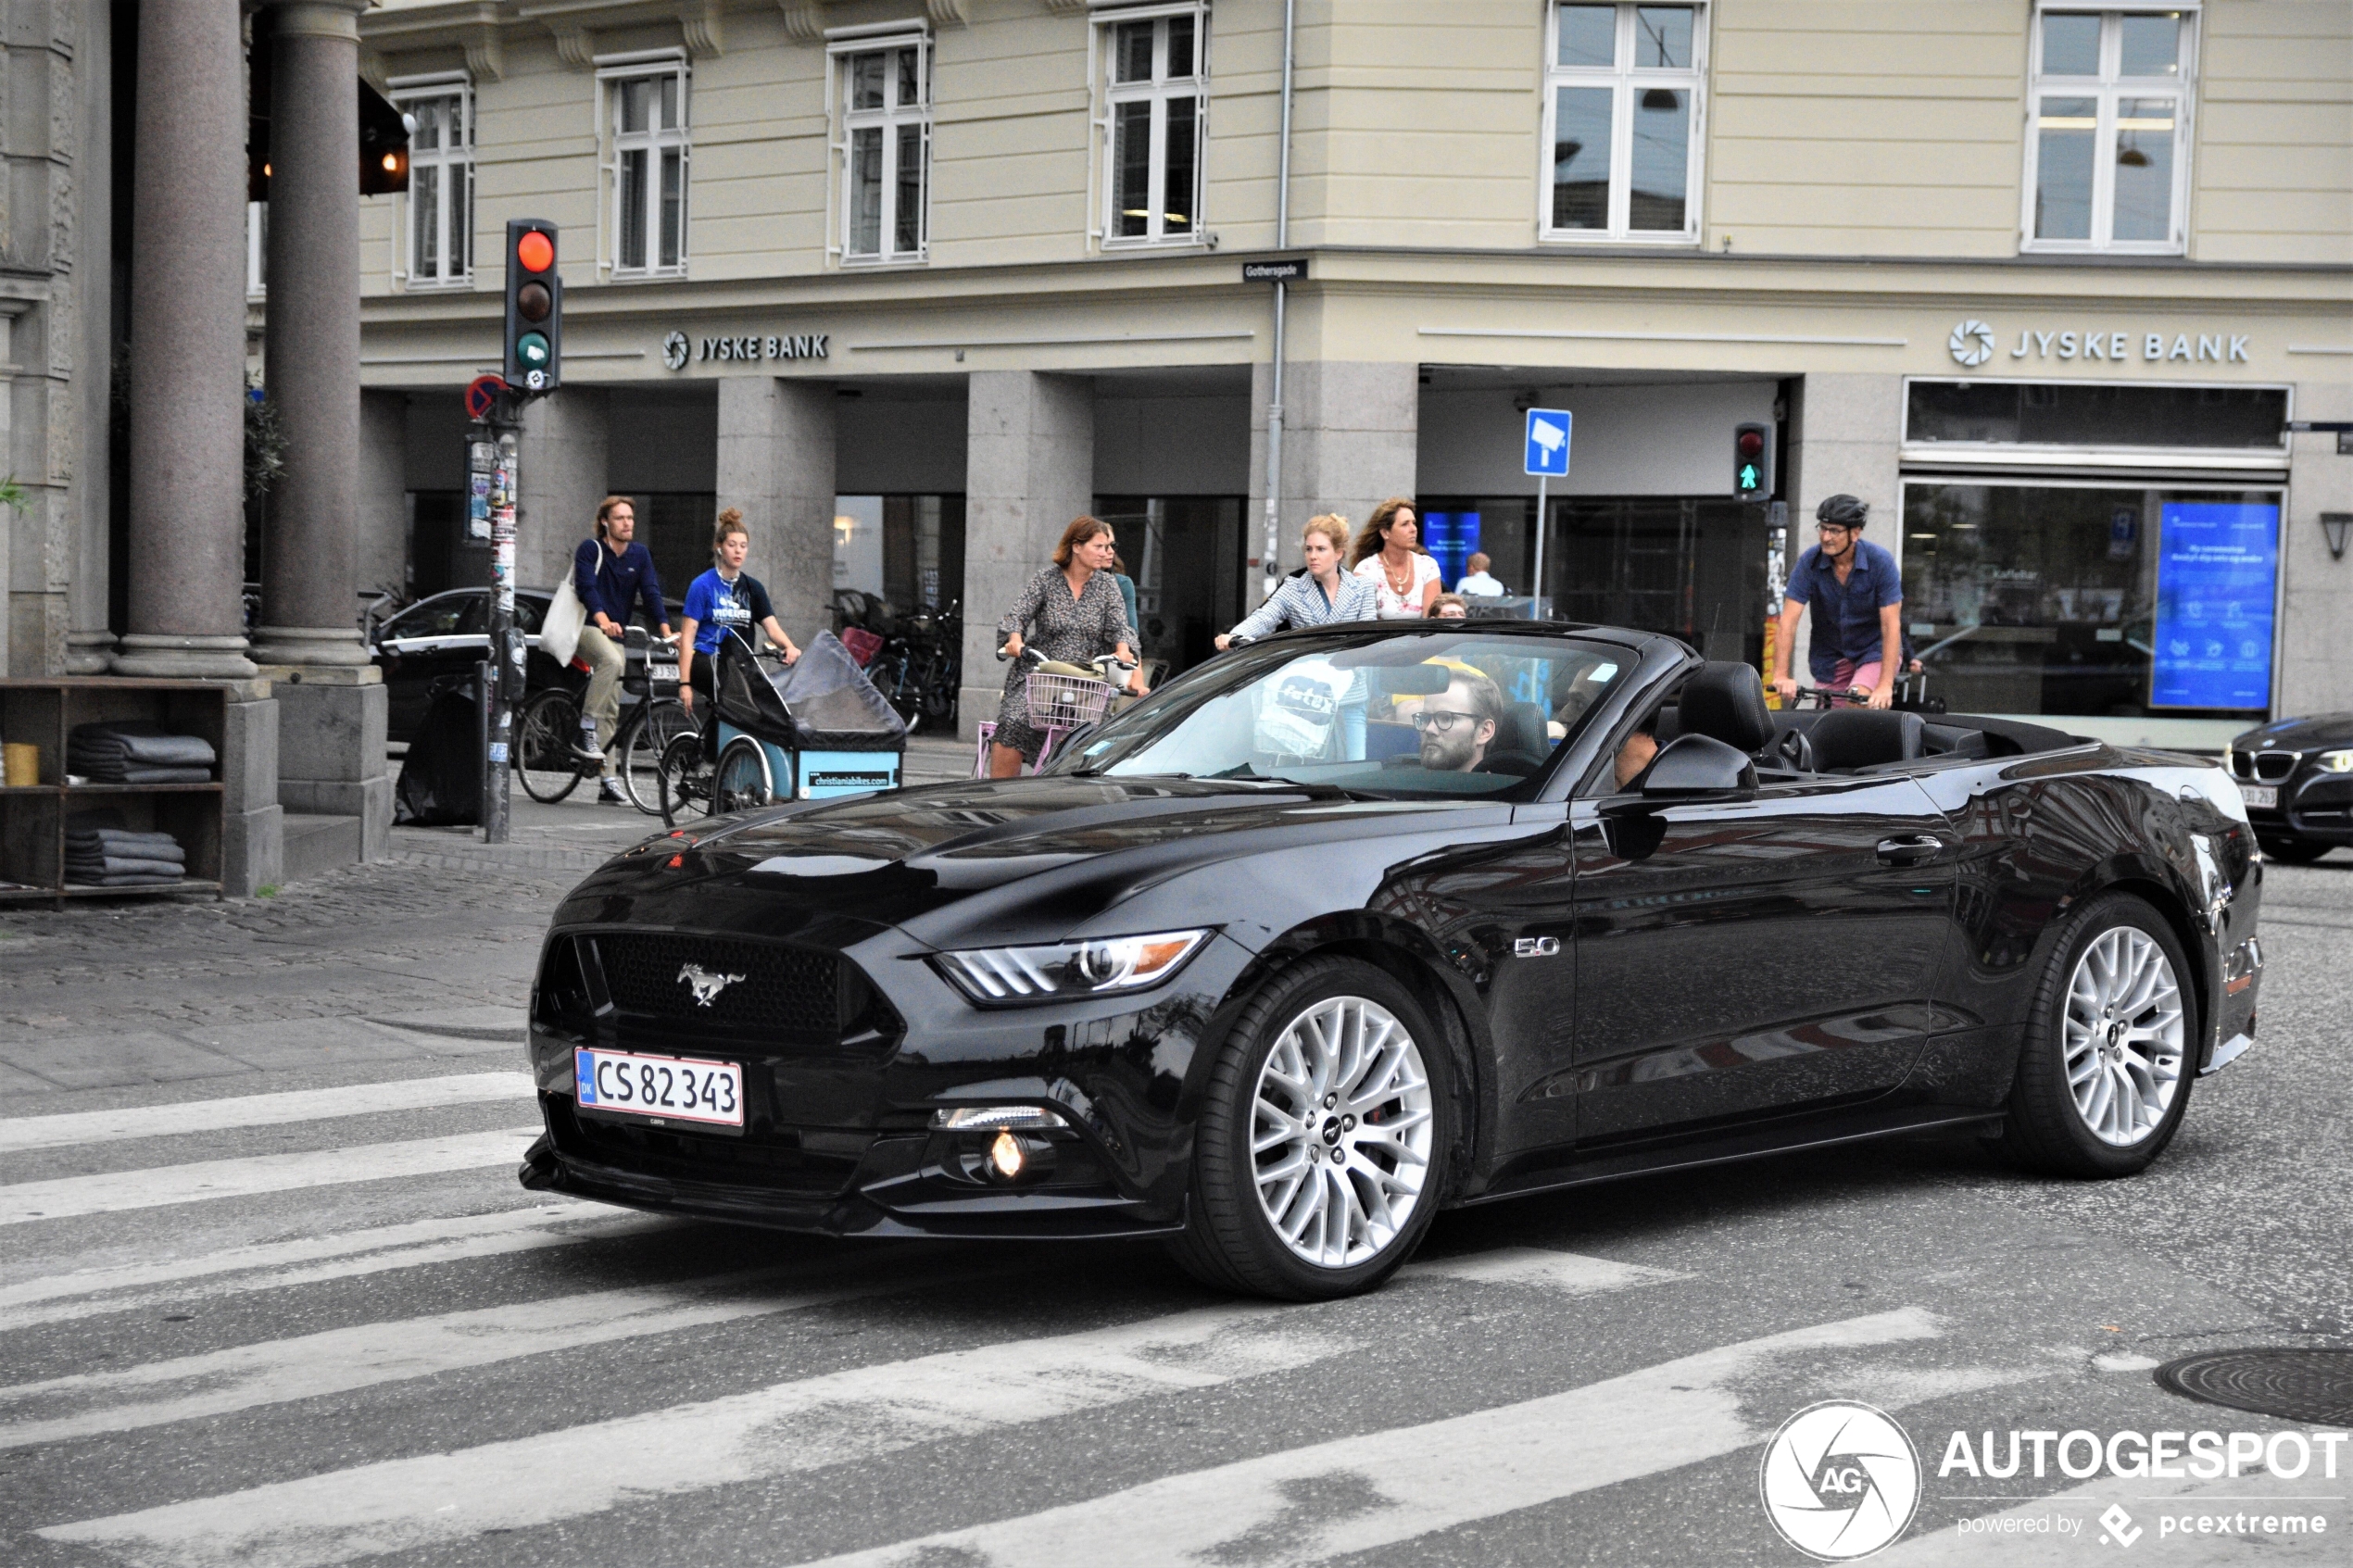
[2150,501,2279,710]
[1422,511,1480,588]
[1523,408,1572,476]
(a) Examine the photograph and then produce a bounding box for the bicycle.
[971,646,1133,778]
[515,627,688,810]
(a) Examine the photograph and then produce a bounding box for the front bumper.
[522,924,1256,1238]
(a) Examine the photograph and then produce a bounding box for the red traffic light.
[1737,428,1766,458]
[516,230,554,273]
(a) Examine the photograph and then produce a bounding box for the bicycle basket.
[1026,670,1115,731]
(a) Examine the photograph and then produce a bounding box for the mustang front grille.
[590,932,844,1035]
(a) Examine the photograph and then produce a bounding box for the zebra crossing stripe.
[0,1073,535,1155]
[31,1248,1681,1566]
[0,1127,541,1226]
[0,1204,663,1333]
[792,1309,2020,1568]
[0,1255,922,1452]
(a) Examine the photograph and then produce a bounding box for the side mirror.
[1640,733,1758,797]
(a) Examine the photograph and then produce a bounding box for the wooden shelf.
[0,680,228,901]
[62,783,225,795]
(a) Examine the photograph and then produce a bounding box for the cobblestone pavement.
[0,736,975,1096]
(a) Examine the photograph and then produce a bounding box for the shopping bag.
[540,575,586,666]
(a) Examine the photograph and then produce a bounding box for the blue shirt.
[682,568,774,656]
[1788,538,1902,680]
[573,538,665,629]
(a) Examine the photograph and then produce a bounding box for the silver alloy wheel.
[1251,995,1435,1269]
[2064,926,2185,1148]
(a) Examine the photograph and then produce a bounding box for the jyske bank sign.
[661,329,830,370]
[1951,320,2251,368]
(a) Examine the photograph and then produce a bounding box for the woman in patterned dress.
[988,516,1140,778]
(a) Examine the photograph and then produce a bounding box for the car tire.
[1167,956,1452,1300]
[1998,893,2196,1179]
[2259,836,2331,865]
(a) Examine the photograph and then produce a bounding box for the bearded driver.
[1415,669,1503,772]
[1771,494,1904,710]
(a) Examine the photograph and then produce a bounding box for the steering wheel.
[1772,725,1816,772]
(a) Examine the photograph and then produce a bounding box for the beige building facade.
[329,0,2351,746]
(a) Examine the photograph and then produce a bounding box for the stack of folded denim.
[66,825,187,886]
[67,721,217,784]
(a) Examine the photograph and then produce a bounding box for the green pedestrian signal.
[517,332,551,370]
[1734,422,1771,501]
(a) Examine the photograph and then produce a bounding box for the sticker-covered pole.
[484,418,519,843]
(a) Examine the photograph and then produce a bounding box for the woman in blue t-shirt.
[678,508,801,720]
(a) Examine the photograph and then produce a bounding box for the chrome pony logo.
[676,963,746,1007]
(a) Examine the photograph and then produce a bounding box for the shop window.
[833,33,931,265]
[245,201,267,296]
[1900,481,2278,719]
[1543,3,1706,244]
[1097,4,1210,247]
[1906,381,2287,450]
[2023,6,2196,254]
[600,55,690,277]
[394,81,472,286]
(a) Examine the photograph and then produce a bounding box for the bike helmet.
[1816,494,1869,528]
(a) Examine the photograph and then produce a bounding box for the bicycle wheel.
[657,729,713,828]
[714,735,776,814]
[515,688,585,804]
[618,697,693,815]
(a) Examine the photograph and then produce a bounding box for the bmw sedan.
[2224,712,2352,863]
[519,621,2265,1299]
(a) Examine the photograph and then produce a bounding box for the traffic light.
[1734,422,1771,500]
[504,220,562,394]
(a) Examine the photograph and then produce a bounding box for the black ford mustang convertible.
[520,622,2265,1298]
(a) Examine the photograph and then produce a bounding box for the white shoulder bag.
[540,573,587,666]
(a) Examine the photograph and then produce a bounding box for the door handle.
[1875,834,1944,866]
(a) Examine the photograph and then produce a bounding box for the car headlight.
[2317,749,2353,773]
[932,930,1210,1006]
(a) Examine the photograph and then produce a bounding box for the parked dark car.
[371,588,681,744]
[2224,713,2352,863]
[518,621,2265,1299]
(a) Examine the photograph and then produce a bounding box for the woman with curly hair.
[1347,496,1441,619]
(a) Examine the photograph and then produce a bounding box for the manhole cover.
[2154,1349,2353,1427]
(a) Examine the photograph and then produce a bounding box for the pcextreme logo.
[1760,1401,1923,1562]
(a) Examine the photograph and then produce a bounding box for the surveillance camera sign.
[1524,409,1572,477]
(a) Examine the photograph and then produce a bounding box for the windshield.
[1051,630,1631,798]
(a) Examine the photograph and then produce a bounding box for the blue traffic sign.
[1524,408,1572,476]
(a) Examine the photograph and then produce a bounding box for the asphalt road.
[1,814,2346,1568]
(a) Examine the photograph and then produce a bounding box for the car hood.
[563,775,1522,948]
[2233,712,2353,752]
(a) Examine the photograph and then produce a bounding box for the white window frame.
[1540,2,1708,245]
[245,200,267,297]
[2020,4,2199,256]
[827,25,932,267]
[596,50,691,280]
[389,73,473,289]
[1091,0,1211,250]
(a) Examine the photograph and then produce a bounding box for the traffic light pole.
[470,397,522,845]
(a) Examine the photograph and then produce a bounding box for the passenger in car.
[1414,669,1503,771]
[1613,713,1661,791]
[1427,593,1470,620]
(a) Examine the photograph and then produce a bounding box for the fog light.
[988,1129,1025,1180]
[931,1104,1065,1132]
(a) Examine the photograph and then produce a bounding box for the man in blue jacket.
[573,497,673,800]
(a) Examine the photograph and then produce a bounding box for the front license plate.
[574,1047,743,1129]
[2239,784,2277,809]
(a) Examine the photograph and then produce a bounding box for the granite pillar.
[113,0,255,679]
[960,370,1094,737]
[65,0,116,674]
[517,388,610,593]
[1245,359,1417,580]
[715,377,835,650]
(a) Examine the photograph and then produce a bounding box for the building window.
[1097,5,1208,247]
[395,83,472,286]
[834,34,930,264]
[245,201,267,296]
[1543,3,1705,243]
[2023,6,2196,254]
[600,57,689,276]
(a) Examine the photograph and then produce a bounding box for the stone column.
[2278,374,2353,717]
[518,388,610,593]
[65,0,116,673]
[251,0,371,671]
[358,390,408,601]
[1782,373,1903,685]
[112,0,254,678]
[1246,359,1417,580]
[716,377,836,646]
[961,370,1094,736]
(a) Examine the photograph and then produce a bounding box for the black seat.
[1676,661,1774,754]
[1809,708,1926,771]
[1495,700,1550,758]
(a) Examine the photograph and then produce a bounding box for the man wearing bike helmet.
[1771,494,1905,710]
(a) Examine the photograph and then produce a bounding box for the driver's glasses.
[1411,709,1478,734]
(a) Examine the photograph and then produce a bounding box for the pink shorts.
[1829,659,1883,699]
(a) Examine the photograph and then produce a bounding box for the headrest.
[1677,661,1775,754]
[1809,708,1926,771]
[1494,700,1550,759]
